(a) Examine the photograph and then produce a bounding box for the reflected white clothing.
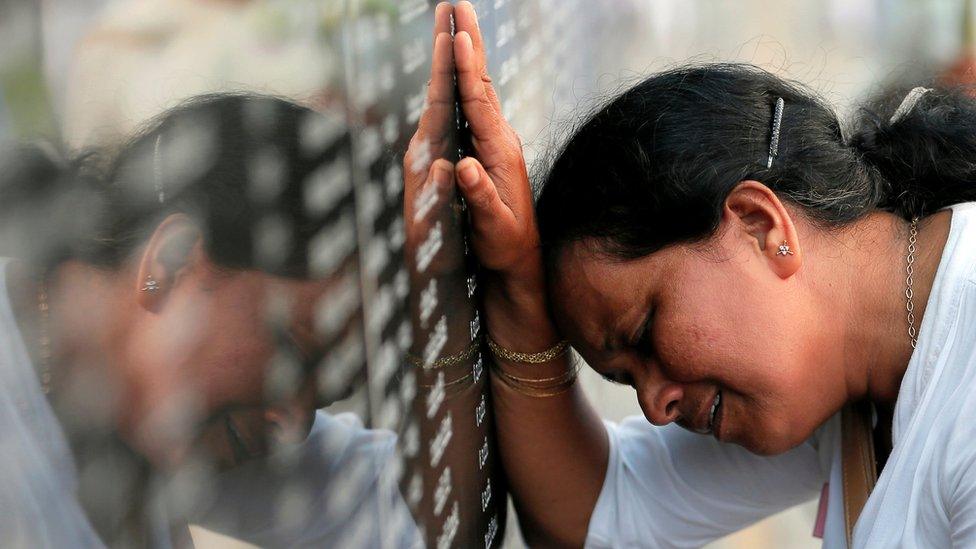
[0,258,104,548]
[187,411,423,549]
[0,258,419,548]
[586,202,976,548]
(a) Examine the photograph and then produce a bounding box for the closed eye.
[273,325,324,376]
[600,370,634,387]
[630,308,655,358]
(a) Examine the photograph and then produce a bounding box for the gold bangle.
[488,361,580,398]
[496,382,575,398]
[418,371,474,390]
[486,335,569,364]
[493,367,577,385]
[406,339,481,370]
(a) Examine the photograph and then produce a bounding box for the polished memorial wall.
[5,0,976,548]
[0,0,613,547]
[252,2,612,546]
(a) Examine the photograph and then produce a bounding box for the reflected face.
[550,237,845,455]
[121,268,327,470]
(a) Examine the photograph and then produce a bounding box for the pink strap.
[813,482,829,538]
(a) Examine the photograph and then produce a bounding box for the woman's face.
[550,231,847,455]
[119,263,330,470]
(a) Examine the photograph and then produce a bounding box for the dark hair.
[0,143,103,269]
[1,94,350,278]
[536,63,976,263]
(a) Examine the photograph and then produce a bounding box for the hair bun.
[0,142,104,268]
[849,86,976,219]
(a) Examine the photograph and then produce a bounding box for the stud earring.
[141,275,160,292]
[776,241,795,256]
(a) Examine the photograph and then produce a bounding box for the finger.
[407,159,454,227]
[405,159,464,279]
[404,156,451,222]
[429,32,455,104]
[430,158,455,194]
[404,160,454,275]
[433,2,453,38]
[403,140,434,207]
[454,1,502,113]
[415,32,455,148]
[455,32,506,157]
[454,2,486,67]
[455,156,516,235]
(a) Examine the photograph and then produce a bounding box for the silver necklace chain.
[37,280,52,394]
[906,217,919,350]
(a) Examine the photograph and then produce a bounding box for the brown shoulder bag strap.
[840,401,878,547]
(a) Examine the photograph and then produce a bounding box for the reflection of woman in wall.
[439,2,976,546]
[0,94,417,548]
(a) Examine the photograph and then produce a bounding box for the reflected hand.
[404,2,463,278]
[403,2,454,193]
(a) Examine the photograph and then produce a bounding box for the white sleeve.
[948,455,976,548]
[946,403,976,548]
[188,411,422,549]
[585,416,825,549]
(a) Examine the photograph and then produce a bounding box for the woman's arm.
[482,281,609,547]
[448,3,610,545]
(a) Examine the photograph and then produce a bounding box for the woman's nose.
[264,405,315,445]
[265,386,318,445]
[638,379,684,426]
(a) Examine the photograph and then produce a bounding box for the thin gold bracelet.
[489,362,580,398]
[500,382,576,398]
[418,371,474,390]
[494,367,578,384]
[486,335,569,364]
[406,339,480,370]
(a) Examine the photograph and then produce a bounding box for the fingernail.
[459,162,478,187]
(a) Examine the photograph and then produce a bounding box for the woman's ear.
[135,214,205,311]
[722,180,801,279]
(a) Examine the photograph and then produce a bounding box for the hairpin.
[889,86,932,125]
[153,134,165,204]
[767,97,785,168]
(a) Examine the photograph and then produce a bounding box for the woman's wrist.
[483,252,547,304]
[482,272,561,352]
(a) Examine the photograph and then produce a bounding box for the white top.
[0,259,104,548]
[186,412,422,549]
[586,202,976,548]
[0,258,420,548]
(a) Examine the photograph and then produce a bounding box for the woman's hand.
[452,2,543,295]
[434,7,610,547]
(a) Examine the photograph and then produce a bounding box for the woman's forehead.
[552,243,659,350]
[553,241,664,299]
[260,276,332,351]
[258,275,331,322]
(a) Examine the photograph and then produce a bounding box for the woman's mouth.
[224,415,255,464]
[690,390,723,436]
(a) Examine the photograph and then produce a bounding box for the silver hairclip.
[767,97,785,168]
[153,134,165,204]
[890,86,932,125]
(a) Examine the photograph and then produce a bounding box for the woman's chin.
[741,428,809,456]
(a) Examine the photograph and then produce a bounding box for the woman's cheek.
[652,316,725,381]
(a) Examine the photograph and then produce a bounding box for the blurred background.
[2,0,976,547]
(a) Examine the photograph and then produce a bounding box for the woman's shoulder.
[927,202,976,320]
[947,201,976,273]
[957,202,976,284]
